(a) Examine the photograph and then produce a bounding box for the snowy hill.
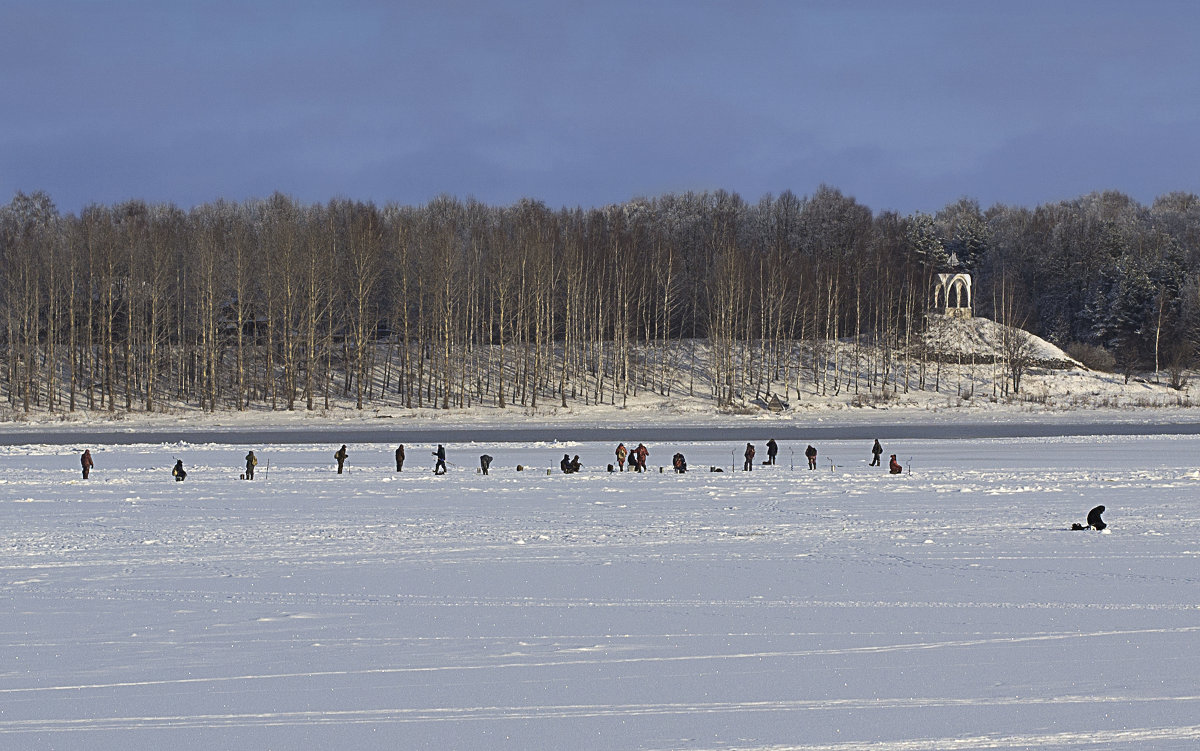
[6,321,1200,428]
[921,314,1081,369]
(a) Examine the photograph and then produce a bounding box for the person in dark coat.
[334,445,348,474]
[1086,505,1107,530]
[245,450,257,480]
[635,443,649,472]
[672,453,687,473]
[870,439,883,466]
[889,454,903,474]
[805,444,818,470]
[171,459,187,482]
[570,455,582,473]
[766,439,778,466]
[433,444,447,475]
[395,445,405,472]
[480,454,492,475]
[81,449,94,480]
[743,443,756,471]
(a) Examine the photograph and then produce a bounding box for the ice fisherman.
[395,445,405,472]
[81,449,94,480]
[634,443,649,472]
[889,454,903,474]
[673,453,687,473]
[334,445,348,474]
[766,439,778,466]
[1087,505,1107,530]
[615,443,628,472]
[480,454,493,475]
[171,459,187,482]
[870,439,883,466]
[245,450,257,480]
[433,444,447,475]
[805,444,818,470]
[743,443,756,471]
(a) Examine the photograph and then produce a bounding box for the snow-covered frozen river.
[2,434,1198,750]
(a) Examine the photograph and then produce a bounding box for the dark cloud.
[3,1,1199,214]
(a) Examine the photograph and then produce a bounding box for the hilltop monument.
[932,253,972,318]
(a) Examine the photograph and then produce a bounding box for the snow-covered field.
[2,433,1199,750]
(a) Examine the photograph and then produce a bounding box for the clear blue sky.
[3,0,1198,215]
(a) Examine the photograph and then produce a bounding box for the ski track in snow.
[1,434,1199,750]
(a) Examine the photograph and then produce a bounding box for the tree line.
[2,186,1197,415]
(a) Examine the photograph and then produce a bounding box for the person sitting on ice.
[171,459,187,482]
[1073,505,1107,530]
[569,455,582,473]
[888,454,903,474]
[561,454,575,474]
[672,453,687,473]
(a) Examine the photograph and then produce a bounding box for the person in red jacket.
[81,449,94,479]
[889,454,903,474]
[634,443,649,472]
[743,443,756,471]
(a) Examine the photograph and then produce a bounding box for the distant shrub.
[1065,342,1115,372]
[850,390,895,408]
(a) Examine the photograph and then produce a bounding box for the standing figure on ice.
[870,439,883,466]
[395,445,405,472]
[743,443,756,471]
[334,445,348,474]
[480,454,492,475]
[81,449,94,480]
[766,439,778,466]
[433,444,447,475]
[805,444,818,470]
[245,450,257,480]
[615,443,628,472]
[634,443,649,472]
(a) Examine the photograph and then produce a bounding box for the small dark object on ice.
[1071,505,1107,531]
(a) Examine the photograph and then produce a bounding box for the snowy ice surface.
[2,434,1199,750]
